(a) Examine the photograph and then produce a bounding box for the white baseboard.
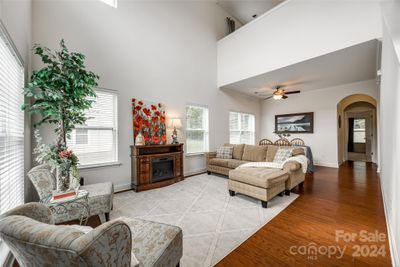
[184,169,207,177]
[380,182,399,267]
[314,161,339,168]
[114,182,132,193]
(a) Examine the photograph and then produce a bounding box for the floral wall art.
[132,99,167,145]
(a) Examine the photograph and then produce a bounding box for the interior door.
[365,114,373,162]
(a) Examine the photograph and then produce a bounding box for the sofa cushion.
[242,145,267,162]
[209,158,229,168]
[266,145,279,162]
[216,146,233,159]
[229,168,288,189]
[227,159,249,169]
[273,148,293,163]
[224,144,245,160]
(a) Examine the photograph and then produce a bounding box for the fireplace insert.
[151,157,174,183]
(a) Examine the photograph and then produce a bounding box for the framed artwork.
[275,112,314,133]
[132,99,167,145]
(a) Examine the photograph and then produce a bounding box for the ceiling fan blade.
[285,90,301,95]
[264,96,273,100]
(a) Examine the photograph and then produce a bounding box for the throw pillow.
[216,146,233,159]
[273,148,293,163]
[292,147,305,156]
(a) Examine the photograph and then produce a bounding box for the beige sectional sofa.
[206,144,305,196]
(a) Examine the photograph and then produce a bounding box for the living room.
[0,0,399,266]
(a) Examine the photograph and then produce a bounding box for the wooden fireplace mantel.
[130,144,184,192]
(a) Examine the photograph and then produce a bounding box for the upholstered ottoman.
[81,182,114,221]
[228,168,289,208]
[123,218,183,267]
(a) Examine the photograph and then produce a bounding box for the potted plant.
[23,40,99,191]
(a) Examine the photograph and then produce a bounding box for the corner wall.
[32,0,262,192]
[260,80,379,168]
[380,1,400,265]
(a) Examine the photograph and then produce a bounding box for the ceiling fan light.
[273,94,283,100]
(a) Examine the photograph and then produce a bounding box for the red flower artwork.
[132,98,167,145]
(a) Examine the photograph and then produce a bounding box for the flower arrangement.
[34,130,79,191]
[132,99,167,145]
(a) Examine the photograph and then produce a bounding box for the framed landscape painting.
[275,112,314,133]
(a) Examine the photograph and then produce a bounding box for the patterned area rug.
[112,174,298,267]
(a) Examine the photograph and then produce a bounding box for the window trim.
[229,111,256,145]
[0,18,25,266]
[185,104,209,155]
[68,87,119,168]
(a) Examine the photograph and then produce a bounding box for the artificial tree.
[23,40,99,190]
[23,39,99,147]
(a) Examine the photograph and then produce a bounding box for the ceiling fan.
[256,85,301,100]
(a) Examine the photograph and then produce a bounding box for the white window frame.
[68,88,119,169]
[0,19,25,266]
[229,111,255,145]
[185,104,209,155]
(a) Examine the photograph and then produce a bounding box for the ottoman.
[228,168,289,208]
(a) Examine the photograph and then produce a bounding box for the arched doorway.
[337,94,377,164]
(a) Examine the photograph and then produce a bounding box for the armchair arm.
[71,219,132,266]
[0,202,54,224]
[283,161,301,172]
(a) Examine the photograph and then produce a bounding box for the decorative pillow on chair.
[216,146,234,159]
[273,148,293,163]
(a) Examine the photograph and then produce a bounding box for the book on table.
[51,189,77,202]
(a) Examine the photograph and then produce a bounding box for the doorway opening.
[337,94,377,164]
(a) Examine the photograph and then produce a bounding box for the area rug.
[111,174,298,267]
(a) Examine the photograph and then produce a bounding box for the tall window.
[0,25,25,215]
[186,105,209,154]
[67,89,118,167]
[229,112,255,145]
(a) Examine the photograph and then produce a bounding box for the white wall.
[217,0,382,87]
[260,80,379,168]
[32,0,261,192]
[380,1,400,265]
[0,0,33,201]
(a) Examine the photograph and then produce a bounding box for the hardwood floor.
[216,161,391,267]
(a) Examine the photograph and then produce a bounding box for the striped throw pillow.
[216,146,234,159]
[273,148,293,163]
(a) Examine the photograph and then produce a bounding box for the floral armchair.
[28,164,114,223]
[0,203,183,267]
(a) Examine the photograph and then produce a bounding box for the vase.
[135,132,145,146]
[56,166,70,192]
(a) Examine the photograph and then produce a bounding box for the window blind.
[229,112,255,145]
[0,23,25,215]
[67,89,118,167]
[186,105,209,154]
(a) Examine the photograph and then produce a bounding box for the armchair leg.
[207,171,211,175]
[278,192,284,197]
[229,190,235,196]
[105,212,110,222]
[285,190,291,196]
[176,262,180,267]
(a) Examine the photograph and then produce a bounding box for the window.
[100,0,117,8]
[186,105,209,154]
[67,89,118,167]
[229,112,255,145]
[353,118,366,143]
[0,23,25,215]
